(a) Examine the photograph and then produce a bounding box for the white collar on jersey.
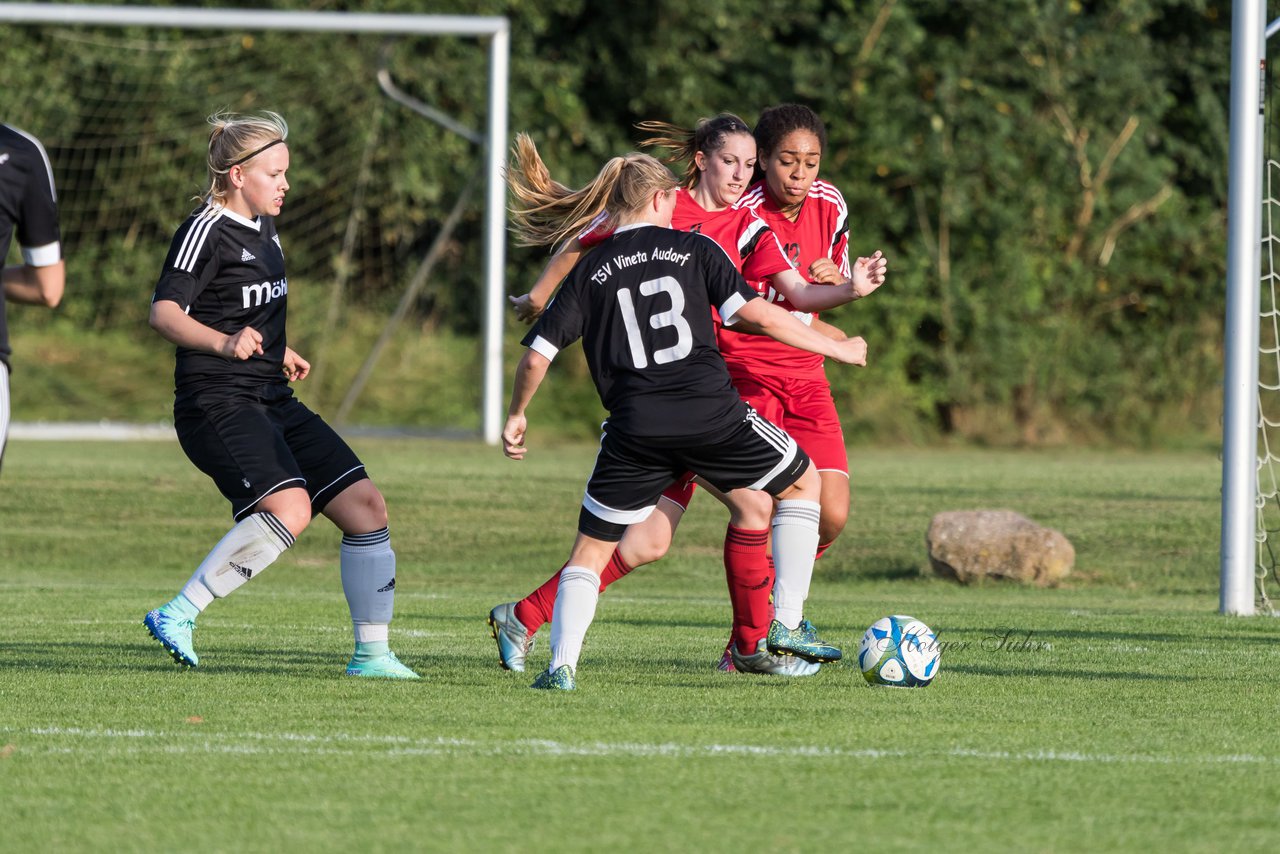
[206,198,262,231]
[613,222,656,234]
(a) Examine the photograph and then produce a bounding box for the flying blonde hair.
[506,133,677,248]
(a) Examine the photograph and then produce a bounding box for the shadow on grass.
[946,663,1212,682]
[0,640,365,677]
[949,626,1279,646]
[824,563,922,583]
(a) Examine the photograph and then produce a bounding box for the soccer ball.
[857,615,940,687]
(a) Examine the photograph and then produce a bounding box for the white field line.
[3,727,1275,766]
[8,422,177,441]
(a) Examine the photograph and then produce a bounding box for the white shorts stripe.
[746,409,790,454]
[311,465,367,506]
[232,477,307,521]
[582,490,657,526]
[748,439,799,491]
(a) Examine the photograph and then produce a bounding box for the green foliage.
[0,0,1234,445]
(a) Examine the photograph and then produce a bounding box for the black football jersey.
[0,124,62,368]
[153,202,289,400]
[523,223,759,439]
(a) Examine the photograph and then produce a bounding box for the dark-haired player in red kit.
[733,103,863,569]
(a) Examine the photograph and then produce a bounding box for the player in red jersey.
[731,103,862,566]
[490,117,886,676]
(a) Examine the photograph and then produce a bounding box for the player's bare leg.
[815,468,850,558]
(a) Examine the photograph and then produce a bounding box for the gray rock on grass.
[926,509,1074,586]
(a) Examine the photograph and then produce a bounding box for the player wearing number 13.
[503,149,867,689]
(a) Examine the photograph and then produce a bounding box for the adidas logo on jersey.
[241,277,288,309]
[241,248,256,262]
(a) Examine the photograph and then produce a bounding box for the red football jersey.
[720,179,851,380]
[576,189,792,279]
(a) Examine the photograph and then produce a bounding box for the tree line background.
[0,0,1236,445]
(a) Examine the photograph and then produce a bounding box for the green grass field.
[1,438,1276,852]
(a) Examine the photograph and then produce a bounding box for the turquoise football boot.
[143,606,198,668]
[530,664,575,691]
[766,617,842,664]
[345,645,420,679]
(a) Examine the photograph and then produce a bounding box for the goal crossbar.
[0,3,511,444]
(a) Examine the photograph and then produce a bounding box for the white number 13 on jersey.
[615,276,694,368]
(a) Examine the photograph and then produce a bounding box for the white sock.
[179,512,295,610]
[340,528,395,645]
[771,500,821,629]
[549,566,600,672]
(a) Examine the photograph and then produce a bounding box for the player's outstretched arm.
[503,348,552,459]
[150,298,264,361]
[2,260,65,308]
[767,250,886,313]
[807,250,887,298]
[510,238,585,323]
[731,297,867,366]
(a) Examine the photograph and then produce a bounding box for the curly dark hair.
[753,103,827,161]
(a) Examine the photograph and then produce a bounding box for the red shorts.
[727,371,848,475]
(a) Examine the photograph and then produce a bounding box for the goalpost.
[0,3,510,445]
[1223,2,1280,615]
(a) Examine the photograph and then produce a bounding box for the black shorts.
[175,383,367,521]
[578,405,811,541]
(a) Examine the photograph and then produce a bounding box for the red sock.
[599,550,635,589]
[815,541,832,561]
[724,525,772,654]
[514,550,635,635]
[513,560,568,635]
[660,472,698,510]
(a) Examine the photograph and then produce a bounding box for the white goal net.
[1257,157,1280,614]
[0,5,508,439]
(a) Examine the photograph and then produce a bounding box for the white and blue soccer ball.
[857,615,940,687]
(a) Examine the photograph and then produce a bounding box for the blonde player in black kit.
[503,147,869,690]
[143,112,417,679]
[1,123,66,472]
